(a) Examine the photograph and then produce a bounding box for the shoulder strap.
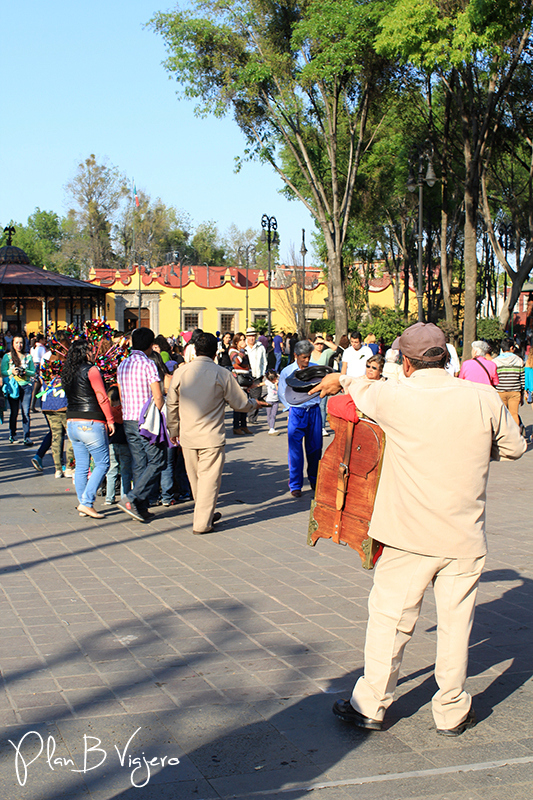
[473,356,493,382]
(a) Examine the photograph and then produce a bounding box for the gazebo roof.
[0,245,110,295]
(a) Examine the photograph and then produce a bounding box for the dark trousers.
[248,384,262,422]
[123,420,166,512]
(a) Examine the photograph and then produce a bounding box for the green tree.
[150,0,397,338]
[191,220,227,264]
[66,154,128,277]
[114,190,192,268]
[375,0,533,352]
[3,209,64,270]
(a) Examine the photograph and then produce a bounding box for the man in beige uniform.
[313,323,526,736]
[166,332,262,535]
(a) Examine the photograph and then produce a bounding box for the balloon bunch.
[84,319,113,344]
[94,336,129,387]
[40,329,72,383]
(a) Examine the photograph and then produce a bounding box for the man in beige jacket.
[312,322,526,736]
[166,332,263,535]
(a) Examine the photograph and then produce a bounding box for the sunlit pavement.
[1,405,532,800]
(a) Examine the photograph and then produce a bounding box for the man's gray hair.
[294,339,314,356]
[471,340,490,357]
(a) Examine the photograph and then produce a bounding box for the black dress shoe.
[212,512,222,524]
[332,699,383,730]
[436,708,477,737]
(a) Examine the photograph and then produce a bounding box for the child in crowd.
[105,385,133,505]
[263,369,279,435]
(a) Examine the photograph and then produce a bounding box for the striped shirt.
[117,350,160,421]
[493,353,525,393]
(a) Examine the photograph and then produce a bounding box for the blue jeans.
[160,445,192,502]
[67,419,110,508]
[8,384,32,439]
[106,443,133,503]
[320,396,328,428]
[274,352,282,372]
[123,420,166,512]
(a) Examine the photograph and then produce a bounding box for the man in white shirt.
[245,327,267,423]
[341,332,373,377]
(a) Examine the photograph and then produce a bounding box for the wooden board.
[308,415,385,569]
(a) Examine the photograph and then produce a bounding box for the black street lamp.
[407,144,437,322]
[237,244,256,329]
[170,252,190,332]
[261,214,279,335]
[300,229,307,337]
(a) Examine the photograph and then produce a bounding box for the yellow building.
[90,263,329,335]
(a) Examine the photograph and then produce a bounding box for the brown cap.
[398,323,446,361]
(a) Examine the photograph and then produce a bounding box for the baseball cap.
[398,323,446,361]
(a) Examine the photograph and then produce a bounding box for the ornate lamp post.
[261,214,279,335]
[407,145,437,322]
[237,244,257,329]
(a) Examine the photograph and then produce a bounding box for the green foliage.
[251,319,275,336]
[476,317,505,342]
[191,221,227,265]
[3,209,64,270]
[310,319,336,336]
[360,307,408,344]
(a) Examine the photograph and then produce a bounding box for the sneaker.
[322,428,329,436]
[117,499,145,522]
[64,468,74,478]
[23,439,34,446]
[55,470,64,479]
[9,436,16,443]
[31,455,43,472]
[268,428,279,435]
[104,499,116,506]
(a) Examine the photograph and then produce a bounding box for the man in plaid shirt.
[117,327,165,522]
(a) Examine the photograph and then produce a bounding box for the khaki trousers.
[497,390,521,427]
[351,546,485,730]
[182,446,225,533]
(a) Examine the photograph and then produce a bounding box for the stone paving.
[0,404,532,800]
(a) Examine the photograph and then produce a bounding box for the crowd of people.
[1,324,531,518]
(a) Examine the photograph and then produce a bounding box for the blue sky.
[2,0,316,262]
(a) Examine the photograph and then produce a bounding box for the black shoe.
[436,708,477,737]
[212,512,222,525]
[138,507,155,521]
[332,699,383,730]
[118,500,145,522]
[291,489,302,498]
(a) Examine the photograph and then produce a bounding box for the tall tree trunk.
[463,187,478,355]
